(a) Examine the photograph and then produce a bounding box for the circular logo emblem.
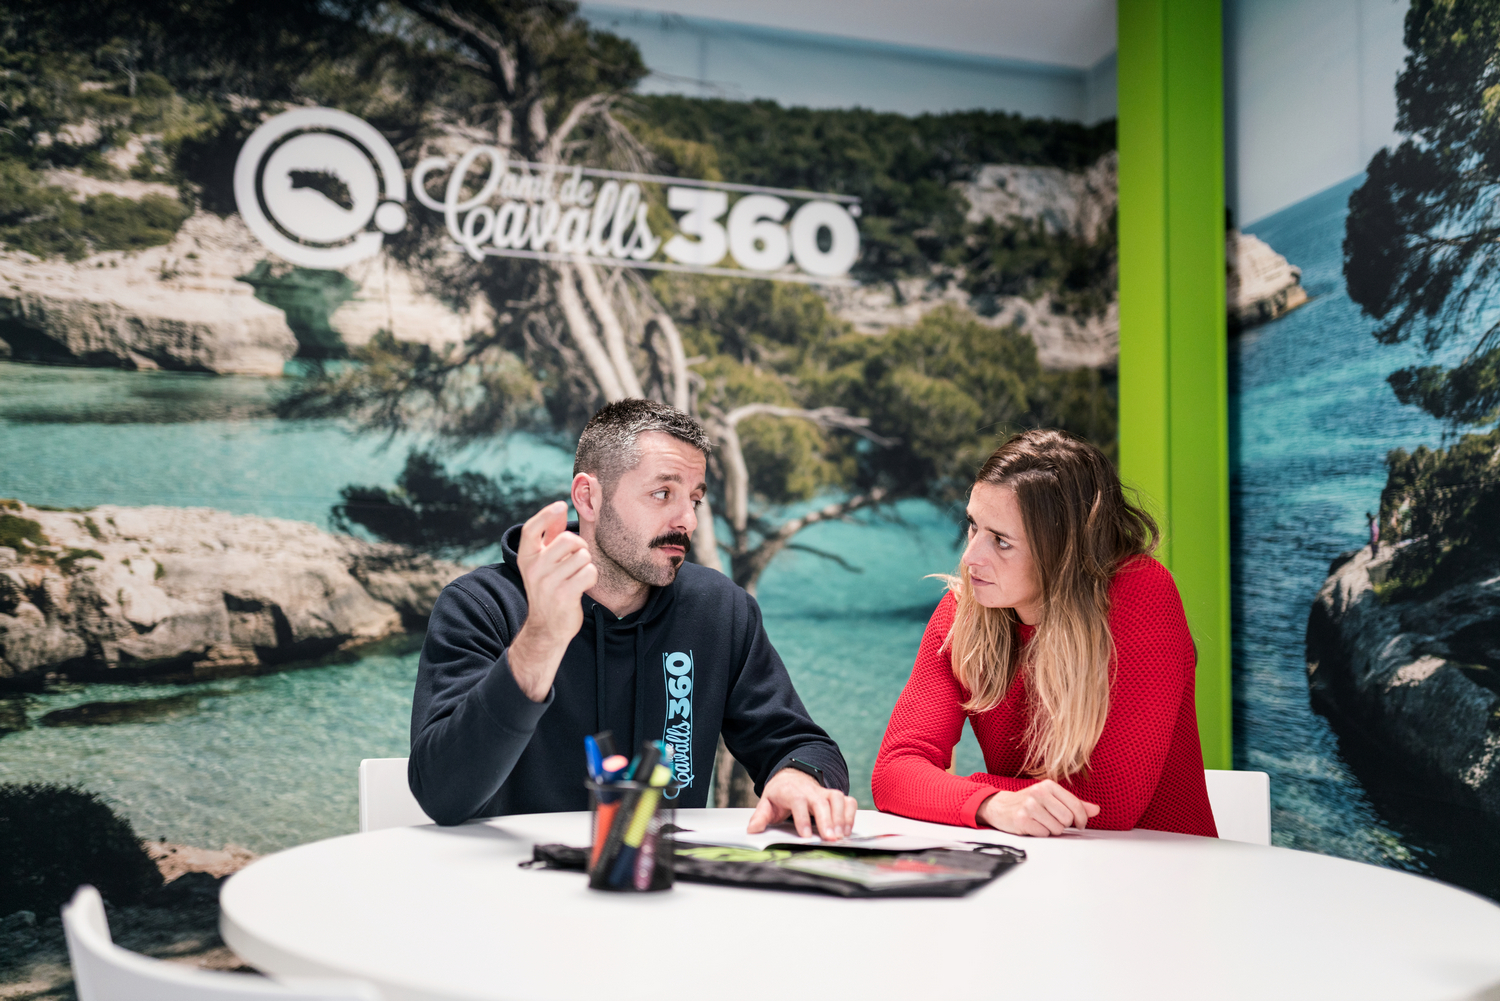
[234,107,407,269]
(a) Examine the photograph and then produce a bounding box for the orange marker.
[588,755,630,872]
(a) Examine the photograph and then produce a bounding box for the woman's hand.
[977,780,1101,836]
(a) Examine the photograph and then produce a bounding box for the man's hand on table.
[747,766,858,840]
[977,779,1100,836]
[508,501,596,702]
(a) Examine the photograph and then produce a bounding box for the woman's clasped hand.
[977,780,1100,836]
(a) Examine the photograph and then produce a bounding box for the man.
[410,399,857,839]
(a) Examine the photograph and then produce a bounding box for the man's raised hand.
[508,501,597,702]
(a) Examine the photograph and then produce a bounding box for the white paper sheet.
[671,822,982,852]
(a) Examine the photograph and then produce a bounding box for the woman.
[871,429,1216,837]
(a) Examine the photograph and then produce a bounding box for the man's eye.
[692,499,702,509]
[652,489,668,501]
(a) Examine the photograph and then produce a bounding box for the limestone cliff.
[0,212,296,375]
[954,153,1118,243]
[826,153,1120,371]
[1305,544,1500,826]
[1227,229,1308,330]
[0,171,490,374]
[0,500,464,682]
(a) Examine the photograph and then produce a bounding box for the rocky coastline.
[1,842,263,1000]
[1305,544,1500,827]
[1227,228,1308,331]
[824,152,1121,370]
[0,169,490,375]
[0,500,464,684]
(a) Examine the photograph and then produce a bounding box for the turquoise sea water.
[1233,175,1496,899]
[0,366,979,852]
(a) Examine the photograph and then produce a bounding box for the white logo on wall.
[233,107,409,270]
[235,107,860,285]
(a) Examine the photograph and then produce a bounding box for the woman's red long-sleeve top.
[871,556,1217,837]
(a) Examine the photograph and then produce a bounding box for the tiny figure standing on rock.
[1366,510,1379,558]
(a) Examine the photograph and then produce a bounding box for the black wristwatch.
[783,758,827,788]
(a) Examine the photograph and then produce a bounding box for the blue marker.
[583,734,604,781]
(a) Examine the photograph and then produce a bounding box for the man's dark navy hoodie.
[409,522,849,824]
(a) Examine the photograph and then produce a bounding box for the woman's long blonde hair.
[940,429,1159,781]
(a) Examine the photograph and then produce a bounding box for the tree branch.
[574,258,644,398]
[597,108,656,173]
[765,488,889,544]
[647,312,692,412]
[716,417,751,535]
[721,404,898,446]
[540,93,612,164]
[784,542,865,574]
[527,100,549,151]
[691,495,724,573]
[400,1,517,98]
[733,488,888,595]
[555,264,626,402]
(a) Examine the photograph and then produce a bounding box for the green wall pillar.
[1117,0,1232,769]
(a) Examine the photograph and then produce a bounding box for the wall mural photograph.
[1228,0,1500,902]
[0,0,1119,989]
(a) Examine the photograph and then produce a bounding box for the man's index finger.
[519,501,567,555]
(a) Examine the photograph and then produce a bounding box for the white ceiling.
[601,0,1118,68]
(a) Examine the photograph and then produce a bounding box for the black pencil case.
[521,841,1025,898]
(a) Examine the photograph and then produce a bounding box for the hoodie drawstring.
[593,603,607,735]
[632,622,647,759]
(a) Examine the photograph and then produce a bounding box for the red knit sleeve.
[1056,556,1196,830]
[870,593,1002,828]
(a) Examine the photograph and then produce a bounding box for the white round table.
[220,809,1500,1001]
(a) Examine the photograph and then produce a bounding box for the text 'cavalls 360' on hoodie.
[409,521,849,825]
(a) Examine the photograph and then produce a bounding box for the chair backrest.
[358,757,433,833]
[62,885,380,1001]
[1204,769,1271,845]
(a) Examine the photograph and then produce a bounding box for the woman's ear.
[571,472,602,525]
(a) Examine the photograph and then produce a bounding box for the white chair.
[1204,768,1271,845]
[358,757,432,833]
[62,885,379,1001]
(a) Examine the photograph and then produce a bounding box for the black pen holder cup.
[584,779,676,893]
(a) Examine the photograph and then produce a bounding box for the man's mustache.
[650,531,692,553]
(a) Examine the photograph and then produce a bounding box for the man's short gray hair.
[574,398,713,490]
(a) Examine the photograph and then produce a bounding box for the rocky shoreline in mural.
[1,841,262,997]
[828,152,1121,370]
[1305,544,1500,826]
[1227,228,1308,331]
[0,500,464,684]
[0,210,296,376]
[0,169,492,375]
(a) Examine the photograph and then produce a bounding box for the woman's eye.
[995,536,1011,550]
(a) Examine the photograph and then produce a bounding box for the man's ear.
[571,472,602,525]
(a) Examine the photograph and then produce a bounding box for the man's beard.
[594,498,693,589]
